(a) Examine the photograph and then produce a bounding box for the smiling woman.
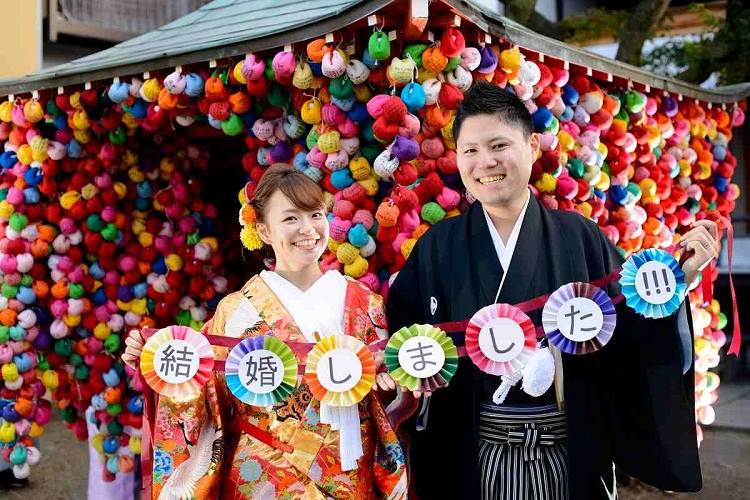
[122,162,408,499]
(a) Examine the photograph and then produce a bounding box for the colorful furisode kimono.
[142,270,407,499]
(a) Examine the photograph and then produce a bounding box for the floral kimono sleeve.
[149,293,242,500]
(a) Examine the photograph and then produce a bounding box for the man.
[387,81,717,499]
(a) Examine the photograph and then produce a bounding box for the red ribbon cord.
[721,216,741,356]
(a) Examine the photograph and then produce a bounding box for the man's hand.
[679,220,720,286]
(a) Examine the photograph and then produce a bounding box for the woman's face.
[256,191,328,270]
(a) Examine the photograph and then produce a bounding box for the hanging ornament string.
[718,216,741,355]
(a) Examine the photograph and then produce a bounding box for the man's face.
[456,114,538,209]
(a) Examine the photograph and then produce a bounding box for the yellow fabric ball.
[233,61,247,84]
[141,78,161,102]
[16,144,33,165]
[94,323,111,340]
[113,182,128,199]
[301,98,322,125]
[128,167,145,183]
[73,128,91,144]
[63,313,81,328]
[29,422,44,439]
[327,238,340,253]
[42,370,59,391]
[138,232,154,247]
[349,157,371,180]
[129,436,141,455]
[0,200,15,219]
[401,238,417,259]
[81,184,99,200]
[358,177,379,197]
[0,101,13,122]
[60,191,81,210]
[2,363,19,383]
[534,173,557,194]
[0,421,16,443]
[131,298,148,316]
[336,243,360,265]
[166,254,183,271]
[73,109,90,130]
[317,131,340,154]
[344,256,368,278]
[353,84,372,102]
[91,433,104,454]
[69,91,83,110]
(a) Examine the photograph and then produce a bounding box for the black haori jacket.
[386,195,701,499]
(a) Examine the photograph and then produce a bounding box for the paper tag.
[84,81,92,90]
[586,67,592,76]
[555,297,603,342]
[722,103,727,110]
[634,260,678,305]
[427,31,434,42]
[325,32,334,43]
[453,14,461,26]
[113,76,120,84]
[367,14,378,26]
[677,93,683,101]
[57,86,64,95]
[398,336,445,379]
[388,30,397,41]
[238,349,284,394]
[7,94,13,102]
[143,71,151,79]
[563,60,569,70]
[153,339,200,385]
[208,60,217,69]
[346,44,355,55]
[644,84,651,92]
[708,102,713,109]
[316,348,362,393]
[478,318,525,363]
[175,65,182,74]
[284,44,292,52]
[538,53,545,62]
[31,90,39,99]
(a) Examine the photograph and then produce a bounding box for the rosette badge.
[225,335,298,406]
[385,324,458,392]
[140,326,215,400]
[620,249,686,319]
[542,282,616,355]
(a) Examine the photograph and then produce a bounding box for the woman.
[122,164,406,499]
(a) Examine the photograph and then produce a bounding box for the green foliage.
[558,7,629,44]
[642,1,750,85]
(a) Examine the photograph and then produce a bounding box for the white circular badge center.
[153,339,200,384]
[555,297,603,342]
[398,335,445,378]
[316,348,362,393]
[634,260,677,305]
[238,349,284,394]
[478,318,525,362]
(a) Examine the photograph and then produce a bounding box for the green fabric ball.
[54,339,73,357]
[60,407,78,423]
[87,214,106,232]
[361,144,380,165]
[567,158,585,178]
[176,310,191,326]
[306,128,320,151]
[9,213,27,232]
[368,31,391,60]
[104,334,121,353]
[421,202,446,224]
[444,56,461,72]
[329,76,354,99]
[2,283,19,299]
[221,113,244,136]
[267,83,287,107]
[101,223,118,241]
[403,44,427,67]
[109,127,127,145]
[68,283,85,299]
[69,353,83,367]
[0,326,9,343]
[75,365,90,380]
[107,403,123,417]
[107,420,124,435]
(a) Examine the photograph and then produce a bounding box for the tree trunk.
[503,0,563,40]
[615,0,671,66]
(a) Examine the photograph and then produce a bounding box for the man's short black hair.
[452,81,534,142]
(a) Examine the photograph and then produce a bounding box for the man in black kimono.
[387,81,718,499]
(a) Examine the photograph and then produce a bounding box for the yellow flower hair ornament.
[239,203,264,251]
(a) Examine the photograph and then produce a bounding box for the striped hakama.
[478,402,568,500]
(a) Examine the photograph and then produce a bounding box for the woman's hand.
[121,329,145,370]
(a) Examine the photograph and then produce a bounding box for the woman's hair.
[250,163,325,222]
